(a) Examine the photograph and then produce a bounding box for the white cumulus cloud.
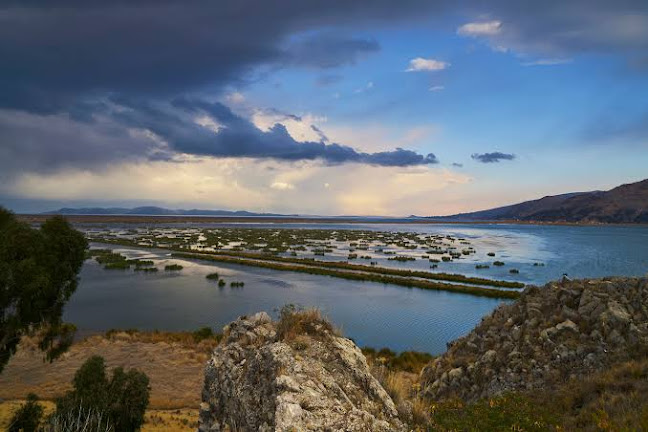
[457,20,502,37]
[405,58,449,72]
[270,181,295,190]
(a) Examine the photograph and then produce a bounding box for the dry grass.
[0,331,217,409]
[0,401,197,432]
[276,306,339,342]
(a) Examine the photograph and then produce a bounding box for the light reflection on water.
[64,223,648,354]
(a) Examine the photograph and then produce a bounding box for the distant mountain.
[433,179,648,224]
[43,206,296,217]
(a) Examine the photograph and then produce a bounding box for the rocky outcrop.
[199,311,404,432]
[421,277,648,402]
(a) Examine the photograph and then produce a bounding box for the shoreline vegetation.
[172,251,520,299]
[89,239,521,299]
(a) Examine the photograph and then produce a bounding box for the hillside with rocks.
[420,277,648,402]
[198,310,404,432]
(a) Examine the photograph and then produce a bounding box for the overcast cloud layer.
[1,0,647,213]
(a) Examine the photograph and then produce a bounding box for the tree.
[0,207,87,373]
[7,393,44,432]
[55,355,151,432]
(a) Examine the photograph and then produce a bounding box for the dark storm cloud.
[310,125,330,143]
[0,0,439,113]
[1,0,647,176]
[108,97,439,166]
[471,152,516,163]
[284,33,379,69]
[459,0,648,62]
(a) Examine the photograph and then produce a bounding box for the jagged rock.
[199,311,404,432]
[420,277,648,402]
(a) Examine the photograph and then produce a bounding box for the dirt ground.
[0,332,212,409]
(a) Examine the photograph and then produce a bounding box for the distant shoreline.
[16,214,648,227]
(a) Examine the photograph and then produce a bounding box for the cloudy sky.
[1,0,647,216]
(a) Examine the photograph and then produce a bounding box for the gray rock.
[420,277,648,402]
[199,313,404,432]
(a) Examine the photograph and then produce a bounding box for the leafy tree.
[56,355,151,432]
[0,207,87,373]
[7,393,44,432]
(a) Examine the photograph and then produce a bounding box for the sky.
[1,0,647,216]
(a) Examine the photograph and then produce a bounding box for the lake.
[63,223,648,354]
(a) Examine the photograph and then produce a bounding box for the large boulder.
[199,311,404,432]
[420,277,648,402]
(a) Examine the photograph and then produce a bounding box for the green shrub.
[205,272,219,280]
[55,355,150,432]
[164,264,183,271]
[192,326,214,342]
[8,393,44,432]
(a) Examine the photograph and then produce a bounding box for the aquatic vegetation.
[475,264,490,270]
[104,261,131,270]
[509,269,520,274]
[441,256,452,262]
[172,252,520,299]
[164,264,183,271]
[487,252,496,257]
[205,272,220,280]
[388,256,416,262]
[493,261,505,266]
[218,279,226,287]
[131,259,154,267]
[134,267,158,273]
[230,281,245,287]
[533,262,545,267]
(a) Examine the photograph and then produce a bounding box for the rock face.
[199,311,404,432]
[421,277,648,402]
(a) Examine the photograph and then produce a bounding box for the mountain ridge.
[431,178,648,223]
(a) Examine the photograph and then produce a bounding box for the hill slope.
[43,206,293,217]
[437,178,648,223]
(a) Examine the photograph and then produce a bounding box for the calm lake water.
[63,223,648,354]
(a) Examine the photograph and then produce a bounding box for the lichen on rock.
[199,310,404,432]
[420,277,648,402]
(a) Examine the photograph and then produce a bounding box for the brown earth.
[0,332,216,409]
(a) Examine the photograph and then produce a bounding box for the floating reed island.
[85,226,527,299]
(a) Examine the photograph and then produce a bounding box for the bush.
[276,305,338,342]
[205,272,219,280]
[192,326,214,342]
[55,355,150,432]
[164,264,183,271]
[8,393,44,432]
